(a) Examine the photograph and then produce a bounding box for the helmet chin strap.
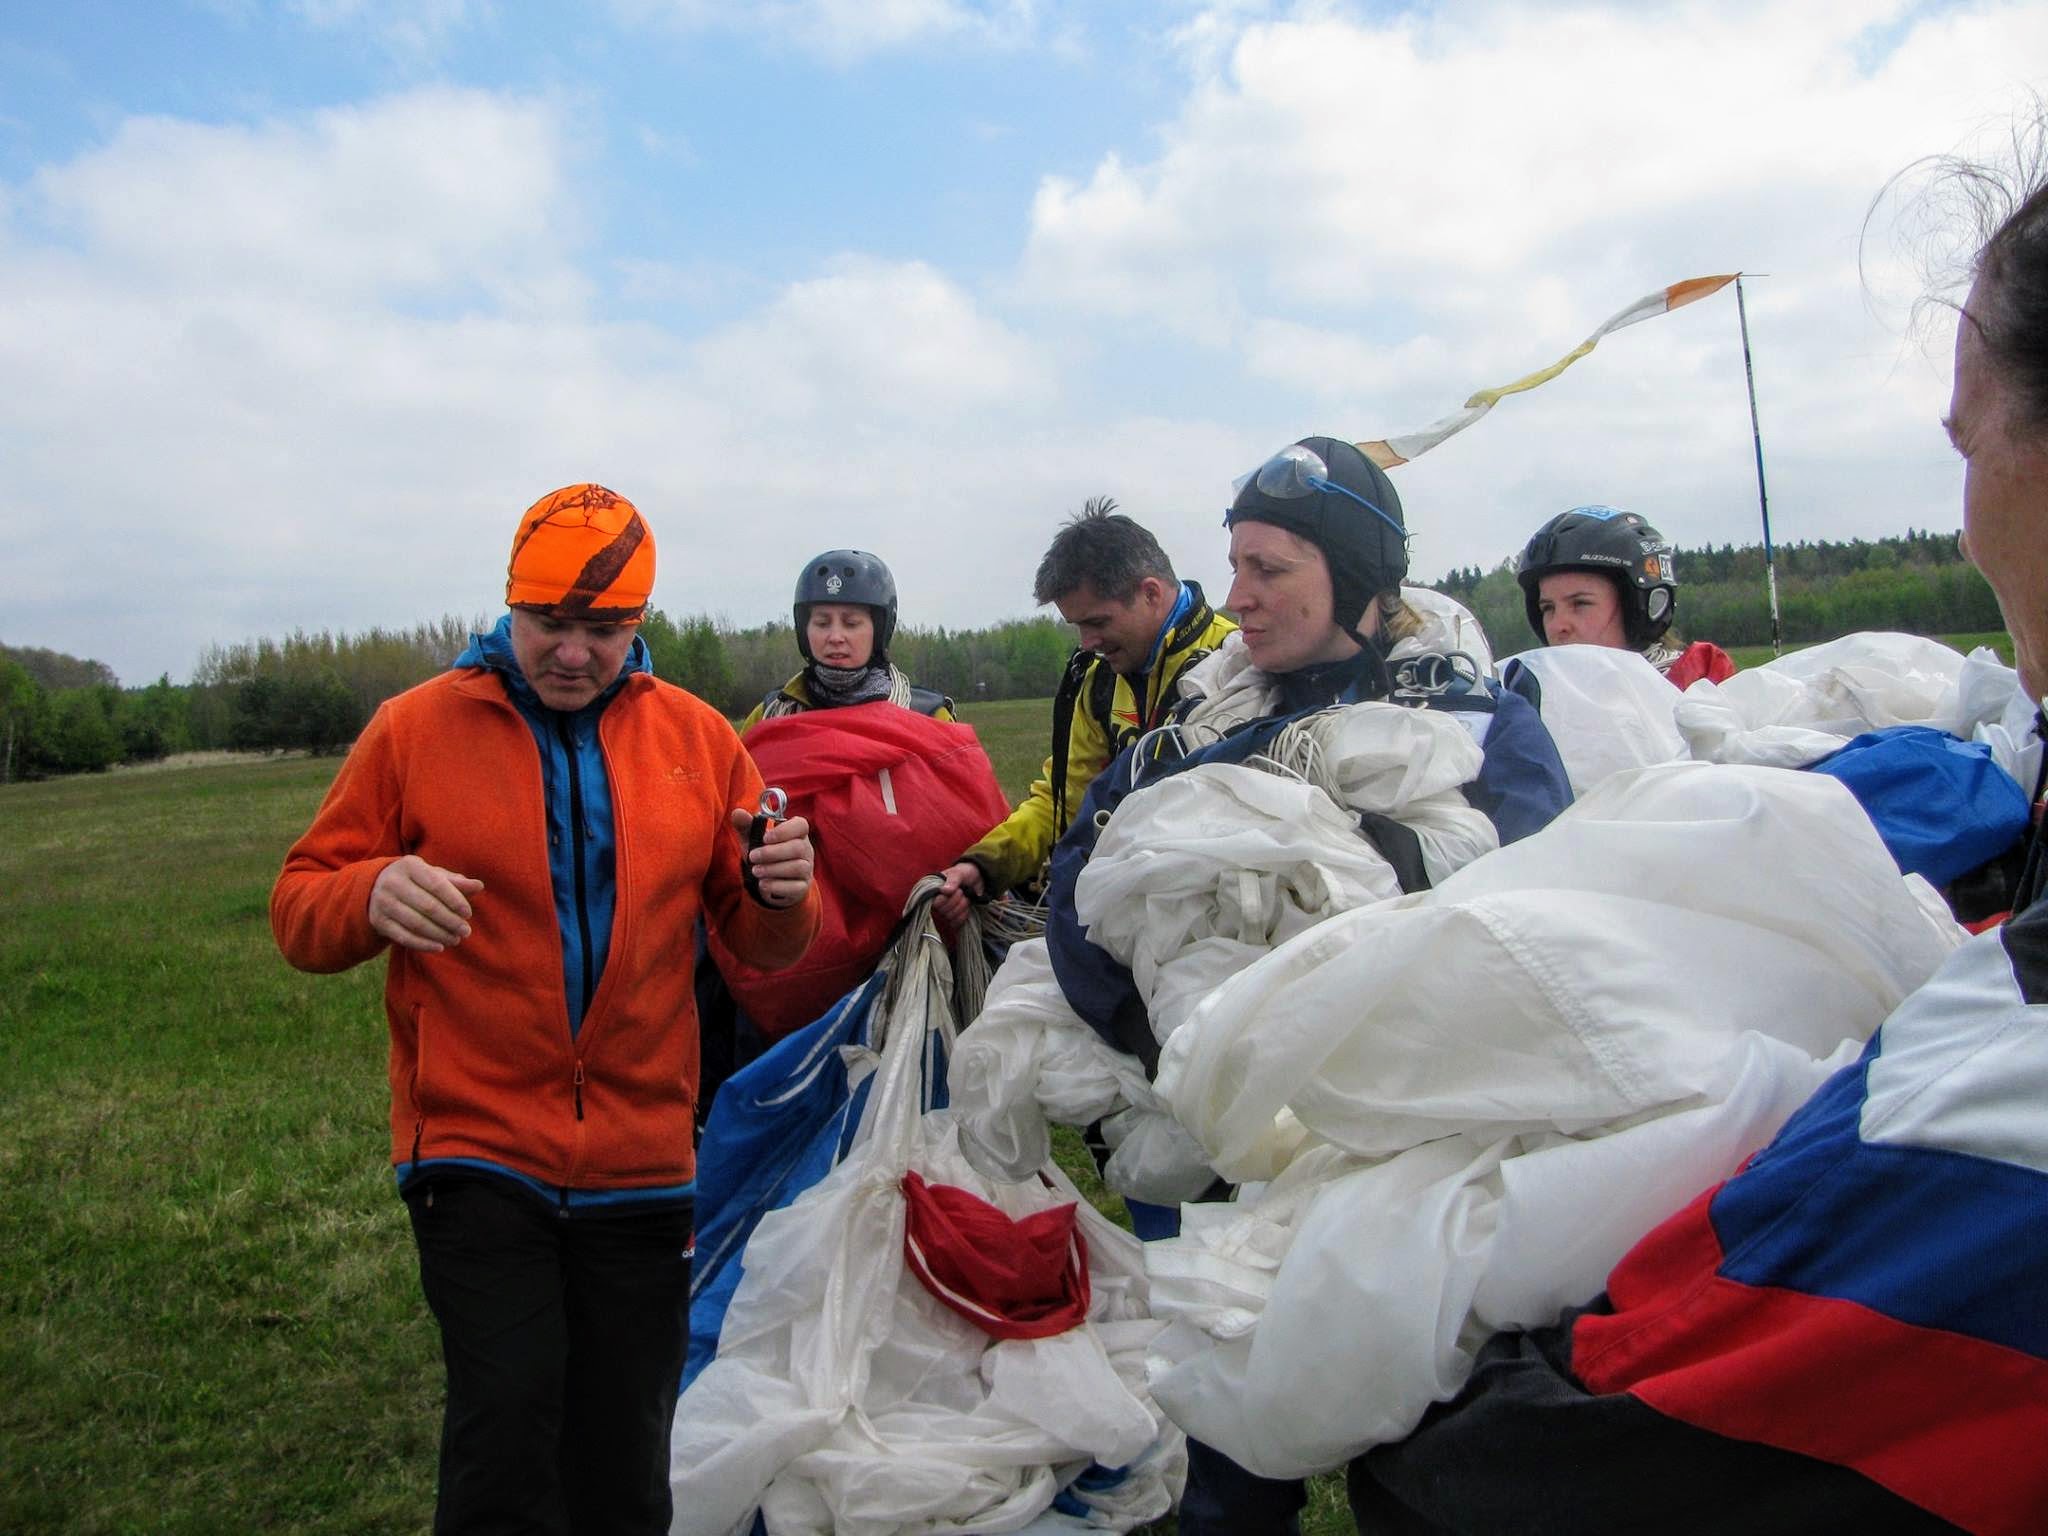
[1335,615,1396,700]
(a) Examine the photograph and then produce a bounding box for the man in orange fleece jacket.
[272,484,819,1536]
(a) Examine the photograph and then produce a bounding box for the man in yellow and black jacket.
[935,499,1235,921]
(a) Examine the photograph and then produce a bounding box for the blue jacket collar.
[455,613,651,716]
[1138,582,1198,675]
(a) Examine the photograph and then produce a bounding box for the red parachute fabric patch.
[708,703,1009,1038]
[1663,641,1739,690]
[900,1171,1091,1341]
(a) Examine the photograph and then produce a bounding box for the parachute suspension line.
[1251,718,1338,802]
[883,876,991,1048]
[980,896,1049,947]
[1128,721,1190,785]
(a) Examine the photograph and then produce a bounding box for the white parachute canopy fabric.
[1167,636,1282,746]
[952,698,1500,1208]
[1397,585,1496,677]
[1678,631,2019,769]
[947,938,1211,1202]
[670,900,1185,1536]
[1497,645,1689,796]
[1079,708,1494,1036]
[1144,762,1966,1478]
[1957,647,2042,788]
[1074,705,1496,1202]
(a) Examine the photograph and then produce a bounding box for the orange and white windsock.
[1357,274,1738,470]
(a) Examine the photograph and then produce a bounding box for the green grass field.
[0,710,1357,1536]
[1722,630,2015,671]
[1,757,436,1534]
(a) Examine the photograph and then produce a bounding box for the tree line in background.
[0,611,1078,781]
[0,529,2004,783]
[1430,528,1998,653]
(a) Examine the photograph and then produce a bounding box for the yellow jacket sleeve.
[963,603,1235,893]
[960,682,1111,893]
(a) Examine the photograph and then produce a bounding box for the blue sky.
[2,4,1160,295]
[1,1,2041,685]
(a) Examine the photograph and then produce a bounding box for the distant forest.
[1433,528,1996,654]
[0,529,2003,782]
[0,614,1078,782]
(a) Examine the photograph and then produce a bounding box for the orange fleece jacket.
[271,667,819,1189]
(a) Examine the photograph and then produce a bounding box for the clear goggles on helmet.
[1227,443,1406,539]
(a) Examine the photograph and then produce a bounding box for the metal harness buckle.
[1390,650,1482,700]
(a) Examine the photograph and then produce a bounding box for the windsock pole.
[1735,274,1783,657]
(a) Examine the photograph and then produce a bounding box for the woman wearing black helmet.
[740,548,954,729]
[1046,436,1573,1536]
[1515,506,1737,688]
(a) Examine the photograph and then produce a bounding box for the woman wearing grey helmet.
[740,549,954,730]
[699,547,992,1098]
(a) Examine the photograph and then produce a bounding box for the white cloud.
[1,5,2032,687]
[0,91,1063,683]
[693,256,1055,422]
[27,87,583,309]
[1014,0,2037,582]
[1023,2,2048,327]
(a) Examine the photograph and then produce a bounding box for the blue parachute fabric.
[1438,681,1573,847]
[683,969,927,1393]
[1050,1458,1135,1519]
[1044,756,1146,1043]
[684,972,886,1391]
[1805,725,2029,887]
[683,963,956,1391]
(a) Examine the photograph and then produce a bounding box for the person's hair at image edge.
[1866,93,2048,433]
[1033,496,1178,606]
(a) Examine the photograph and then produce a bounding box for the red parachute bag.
[900,1171,1091,1340]
[707,702,1009,1039]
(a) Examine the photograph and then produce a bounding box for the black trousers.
[1179,1436,1306,1535]
[406,1176,693,1536]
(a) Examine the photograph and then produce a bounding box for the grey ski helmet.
[1515,506,1677,648]
[1226,436,1408,646]
[795,549,898,661]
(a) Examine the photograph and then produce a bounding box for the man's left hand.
[731,808,814,908]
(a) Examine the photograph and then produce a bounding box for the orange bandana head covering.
[506,484,655,622]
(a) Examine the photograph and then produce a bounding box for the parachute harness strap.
[1390,650,1482,701]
